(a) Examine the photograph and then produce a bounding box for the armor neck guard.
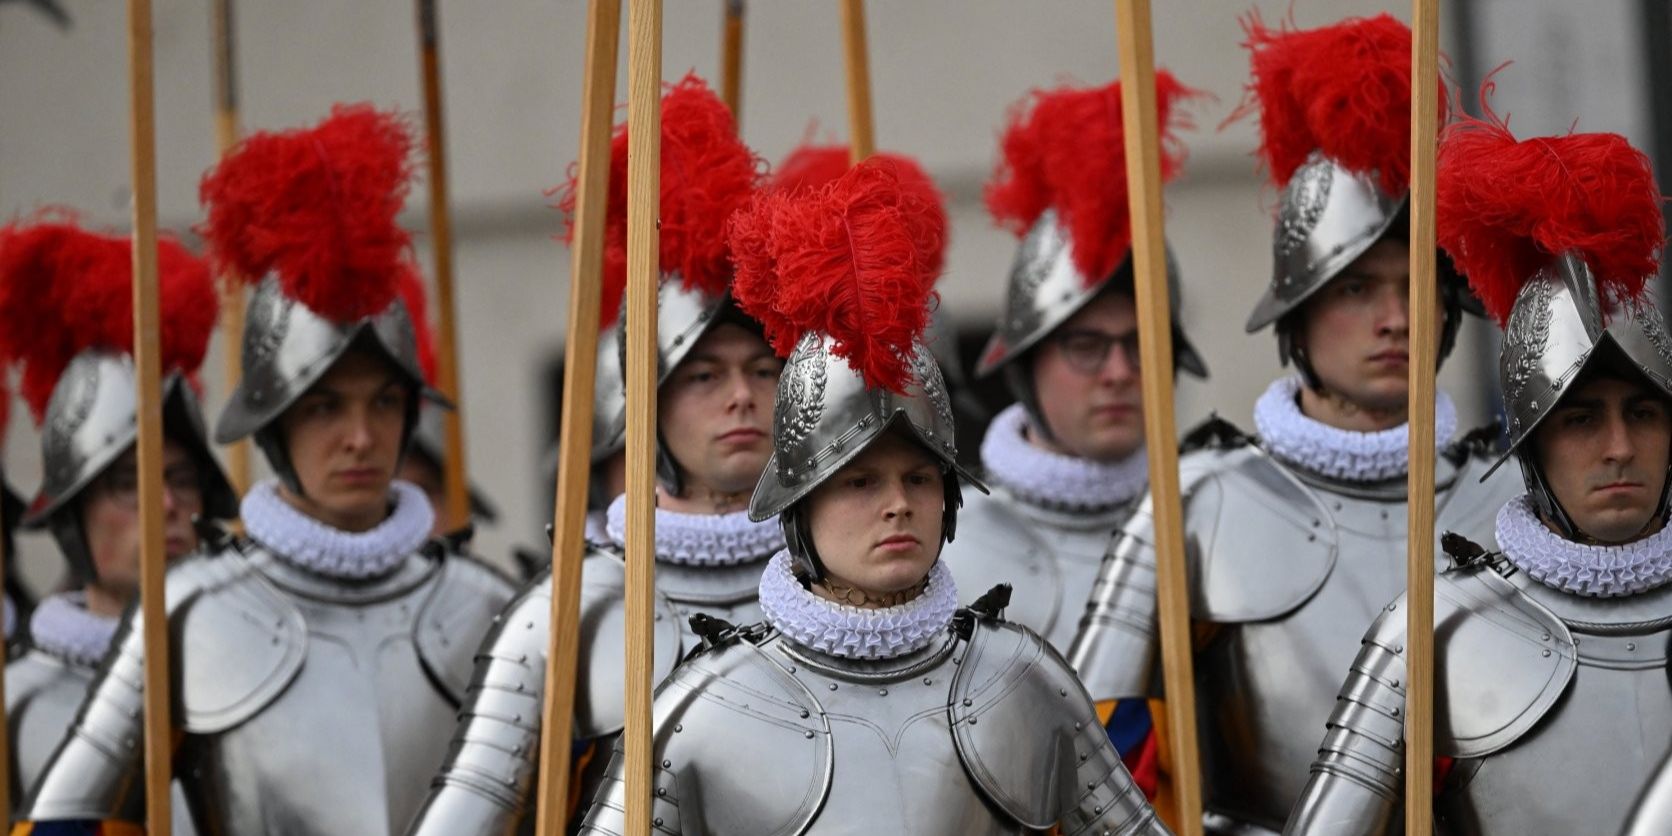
[241,478,434,580]
[603,493,784,567]
[979,404,1150,514]
[774,628,957,682]
[759,552,959,661]
[1498,494,1672,599]
[1254,375,1457,484]
[245,540,437,605]
[1280,448,1464,501]
[27,592,115,668]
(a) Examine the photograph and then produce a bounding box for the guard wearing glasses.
[0,216,235,823]
[939,73,1209,660]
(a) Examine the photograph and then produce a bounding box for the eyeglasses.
[93,463,204,510]
[1051,329,1142,376]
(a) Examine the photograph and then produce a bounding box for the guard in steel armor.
[19,106,515,834]
[405,75,783,833]
[0,217,236,823]
[1066,16,1520,832]
[577,151,1168,836]
[946,73,1209,656]
[1285,111,1672,836]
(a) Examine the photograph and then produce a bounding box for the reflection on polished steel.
[974,210,1207,379]
[215,275,436,444]
[404,546,768,834]
[1624,750,1672,836]
[1244,152,1405,333]
[1067,434,1520,831]
[751,332,982,522]
[577,614,1167,834]
[27,351,236,526]
[21,538,513,833]
[590,322,628,462]
[1286,547,1672,835]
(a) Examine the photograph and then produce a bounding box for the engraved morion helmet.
[199,105,445,491]
[1232,15,1472,372]
[977,73,1207,440]
[1436,113,1671,539]
[733,155,986,579]
[0,217,234,580]
[557,73,763,495]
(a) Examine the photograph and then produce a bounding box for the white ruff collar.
[30,592,118,668]
[242,478,433,579]
[606,494,783,567]
[758,551,957,660]
[1254,376,1456,482]
[1497,494,1672,597]
[980,404,1150,512]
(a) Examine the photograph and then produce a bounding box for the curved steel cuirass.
[7,650,98,816]
[23,543,512,835]
[577,618,1164,835]
[1625,750,1672,836]
[940,487,1128,651]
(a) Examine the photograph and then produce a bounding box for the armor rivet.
[1079,753,1088,762]
[1380,510,1389,520]
[1628,642,1638,651]
[1391,679,1399,688]
[674,724,683,733]
[1333,502,1342,511]
[271,636,280,645]
[1308,534,1317,542]
[804,730,815,739]
[788,666,796,673]
[1087,782,1097,790]
[513,746,522,754]
[516,683,525,692]
[1074,721,1083,731]
[1094,805,1104,815]
[514,714,521,722]
[518,654,528,663]
[657,788,667,797]
[1394,645,1403,654]
[1312,519,1321,528]
[962,698,973,707]
[1391,707,1400,717]
[799,709,810,719]
[1059,688,1068,697]
[878,688,888,696]
[828,683,838,691]
[672,336,684,347]
[1541,633,1550,641]
[1542,649,1551,657]
[968,717,978,725]
[654,818,664,827]
[953,657,962,665]
[924,678,933,686]
[663,760,671,768]
[526,621,535,629]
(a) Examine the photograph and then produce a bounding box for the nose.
[1602,411,1638,466]
[344,408,375,453]
[1375,285,1410,336]
[1099,340,1139,386]
[725,368,757,413]
[881,478,913,520]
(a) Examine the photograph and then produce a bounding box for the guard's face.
[1534,375,1672,543]
[82,439,203,600]
[1296,239,1442,413]
[658,323,781,497]
[278,350,410,532]
[1029,291,1145,461]
[806,430,945,597]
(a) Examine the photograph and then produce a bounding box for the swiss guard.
[20,105,515,833]
[1286,107,1672,836]
[405,74,784,832]
[1066,15,1520,832]
[576,150,1169,834]
[947,72,1208,653]
[0,216,235,823]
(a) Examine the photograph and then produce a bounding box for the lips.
[1369,350,1409,364]
[335,468,382,484]
[876,534,920,551]
[717,428,765,443]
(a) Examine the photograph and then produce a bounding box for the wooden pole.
[128,0,173,831]
[416,0,472,531]
[0,512,10,819]
[210,0,248,497]
[1113,2,1202,833]
[532,0,619,831]
[838,0,874,162]
[623,0,661,831]
[720,0,744,123]
[1404,0,1442,832]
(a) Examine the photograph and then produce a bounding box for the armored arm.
[1057,699,1172,836]
[406,576,551,835]
[1282,600,1408,836]
[1067,494,1162,703]
[22,603,149,821]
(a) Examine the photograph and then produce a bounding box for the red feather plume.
[729,157,940,393]
[772,144,949,279]
[985,72,1198,286]
[556,73,760,329]
[1436,104,1664,326]
[199,103,417,323]
[1228,12,1445,194]
[0,214,218,422]
[396,266,438,383]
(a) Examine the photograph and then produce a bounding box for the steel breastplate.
[178,548,480,833]
[1195,451,1521,831]
[1433,575,1672,836]
[7,650,95,813]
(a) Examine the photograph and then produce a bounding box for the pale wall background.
[0,0,1656,587]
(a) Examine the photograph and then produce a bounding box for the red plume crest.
[199,103,418,323]
[0,213,218,422]
[1228,12,1445,195]
[729,157,940,393]
[557,73,761,330]
[985,72,1199,286]
[1436,99,1665,326]
[396,266,438,384]
[772,144,949,279]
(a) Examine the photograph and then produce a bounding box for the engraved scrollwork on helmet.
[243,282,289,376]
[43,360,100,484]
[1275,158,1332,296]
[1629,297,1672,394]
[908,343,957,455]
[774,336,828,481]
[381,297,420,374]
[1503,277,1556,435]
[1004,221,1059,334]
